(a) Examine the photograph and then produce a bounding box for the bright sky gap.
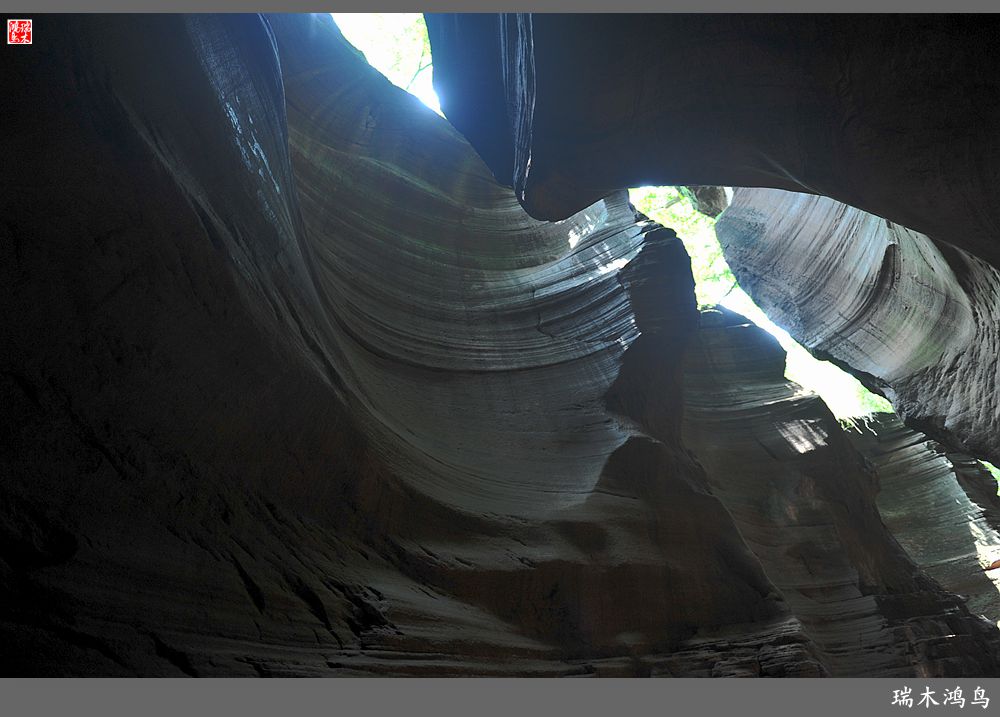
[327,12,1000,501]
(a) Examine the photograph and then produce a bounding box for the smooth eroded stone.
[427,13,1000,267]
[846,414,1000,630]
[0,13,815,675]
[715,187,1000,466]
[683,309,1000,676]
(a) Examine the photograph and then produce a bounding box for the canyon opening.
[4,13,1000,679]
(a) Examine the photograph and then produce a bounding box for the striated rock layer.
[684,308,1000,676]
[846,414,1000,631]
[715,188,1000,468]
[2,13,1000,676]
[427,14,1000,471]
[0,13,776,675]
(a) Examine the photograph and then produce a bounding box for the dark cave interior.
[4,13,1000,677]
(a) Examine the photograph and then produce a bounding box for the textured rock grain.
[683,308,1000,676]
[3,13,1000,676]
[0,14,795,675]
[715,188,1000,466]
[847,415,1000,630]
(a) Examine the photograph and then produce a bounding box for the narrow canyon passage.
[3,12,1000,677]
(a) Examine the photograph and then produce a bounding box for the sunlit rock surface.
[0,13,779,676]
[715,188,1000,467]
[847,415,1000,630]
[684,308,1000,676]
[2,13,1000,677]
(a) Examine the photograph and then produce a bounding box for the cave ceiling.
[3,13,1000,677]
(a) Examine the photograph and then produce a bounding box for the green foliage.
[981,461,1000,495]
[628,186,897,421]
[325,18,898,424]
[629,186,736,307]
[856,384,894,414]
[331,13,440,114]
[333,14,430,88]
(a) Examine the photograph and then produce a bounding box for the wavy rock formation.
[3,12,1000,677]
[715,188,1000,467]
[0,13,778,676]
[846,415,1000,630]
[685,308,1000,676]
[427,14,1000,472]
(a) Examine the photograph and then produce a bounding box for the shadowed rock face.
[2,13,1000,676]
[846,414,1000,631]
[427,14,1000,254]
[425,12,1000,469]
[685,308,1000,676]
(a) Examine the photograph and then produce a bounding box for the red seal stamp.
[7,19,32,45]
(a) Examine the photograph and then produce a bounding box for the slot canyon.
[4,12,1000,677]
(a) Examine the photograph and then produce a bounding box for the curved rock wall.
[0,13,784,675]
[427,14,1000,263]
[715,188,1000,465]
[427,14,1000,468]
[3,13,1000,676]
[846,414,1000,630]
[684,308,1000,676]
